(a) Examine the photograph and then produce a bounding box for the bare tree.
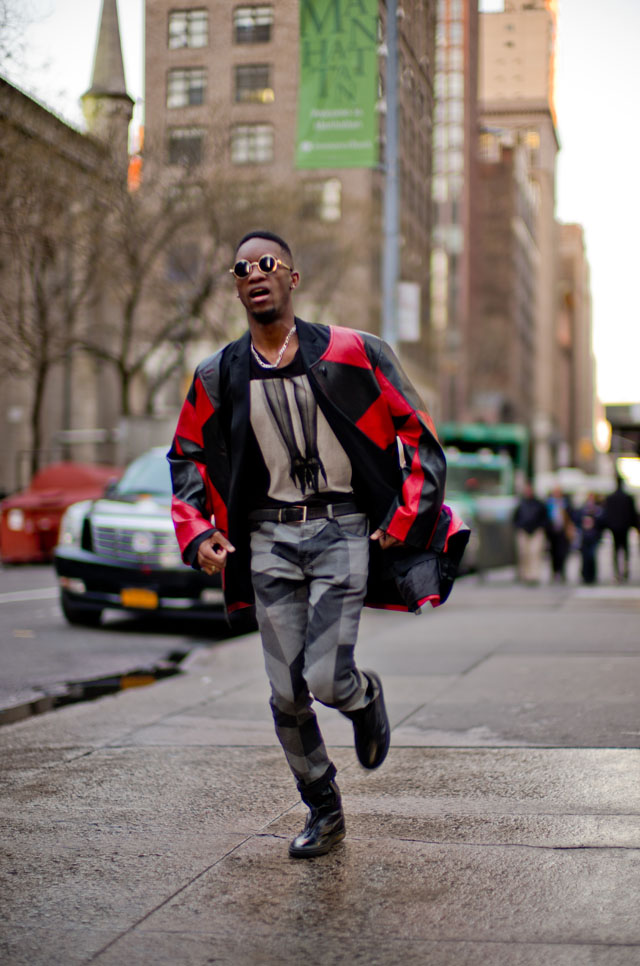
[76,166,232,417]
[0,112,102,476]
[0,0,29,73]
[77,159,362,418]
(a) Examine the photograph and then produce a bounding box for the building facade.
[471,132,538,427]
[555,222,595,472]
[0,0,133,494]
[429,0,479,421]
[478,0,561,474]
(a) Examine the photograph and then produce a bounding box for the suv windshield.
[113,451,172,498]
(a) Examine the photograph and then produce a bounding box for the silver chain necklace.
[250,325,296,370]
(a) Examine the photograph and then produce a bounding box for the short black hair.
[235,230,293,264]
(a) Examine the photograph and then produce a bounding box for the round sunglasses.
[229,253,293,280]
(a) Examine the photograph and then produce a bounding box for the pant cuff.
[296,763,337,800]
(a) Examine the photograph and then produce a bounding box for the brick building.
[429,0,479,421]
[470,133,537,427]
[477,0,596,474]
[479,0,561,473]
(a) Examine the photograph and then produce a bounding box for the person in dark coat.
[513,482,548,584]
[576,492,603,585]
[167,230,469,859]
[545,487,575,583]
[602,477,639,582]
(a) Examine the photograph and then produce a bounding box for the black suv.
[54,448,226,627]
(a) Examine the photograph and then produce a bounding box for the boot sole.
[288,828,346,859]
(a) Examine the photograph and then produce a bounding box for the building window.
[449,22,463,44]
[301,179,342,222]
[524,130,540,150]
[234,5,274,44]
[448,98,464,123]
[231,123,274,163]
[167,68,206,108]
[168,9,208,49]
[234,64,274,103]
[167,127,205,166]
[432,175,447,203]
[449,150,464,173]
[449,72,464,98]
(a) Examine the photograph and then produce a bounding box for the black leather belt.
[248,501,359,524]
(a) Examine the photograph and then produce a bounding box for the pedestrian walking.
[545,487,575,583]
[513,482,548,584]
[602,477,639,582]
[576,492,603,585]
[168,230,469,859]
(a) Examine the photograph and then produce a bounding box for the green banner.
[295,0,379,169]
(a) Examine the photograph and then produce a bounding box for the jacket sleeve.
[167,355,230,567]
[373,339,446,548]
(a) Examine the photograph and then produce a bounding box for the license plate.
[120,588,159,609]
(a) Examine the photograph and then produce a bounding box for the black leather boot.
[289,780,345,859]
[343,670,390,769]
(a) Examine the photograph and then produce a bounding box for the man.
[513,481,548,585]
[602,477,639,582]
[168,230,468,859]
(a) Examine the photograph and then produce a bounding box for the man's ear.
[290,271,300,291]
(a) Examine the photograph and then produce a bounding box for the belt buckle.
[277,505,307,523]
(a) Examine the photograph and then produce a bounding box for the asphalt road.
[0,563,231,715]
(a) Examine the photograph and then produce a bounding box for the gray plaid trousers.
[250,513,371,789]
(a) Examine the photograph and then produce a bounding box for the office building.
[479,0,560,473]
[430,0,479,420]
[471,131,538,427]
[555,223,596,472]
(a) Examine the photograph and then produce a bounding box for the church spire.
[85,0,128,97]
[81,0,134,165]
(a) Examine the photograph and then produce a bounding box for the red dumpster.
[0,462,123,563]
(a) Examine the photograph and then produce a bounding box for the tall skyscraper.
[479,0,559,473]
[429,0,479,421]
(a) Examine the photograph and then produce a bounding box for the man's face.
[233,237,299,325]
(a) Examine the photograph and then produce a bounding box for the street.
[0,563,230,721]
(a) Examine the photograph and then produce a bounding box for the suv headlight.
[57,502,91,548]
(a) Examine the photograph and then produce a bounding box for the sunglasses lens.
[259,254,278,273]
[233,260,251,278]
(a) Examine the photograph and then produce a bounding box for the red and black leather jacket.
[168,319,469,625]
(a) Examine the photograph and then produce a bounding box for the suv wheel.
[60,592,103,627]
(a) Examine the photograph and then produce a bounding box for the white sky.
[5,0,640,405]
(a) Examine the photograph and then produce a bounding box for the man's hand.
[197,531,235,576]
[370,528,402,550]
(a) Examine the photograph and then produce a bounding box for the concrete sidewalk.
[1,564,640,965]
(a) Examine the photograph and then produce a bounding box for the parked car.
[54,447,229,627]
[0,462,123,564]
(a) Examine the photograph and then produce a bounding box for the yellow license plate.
[120,588,159,609]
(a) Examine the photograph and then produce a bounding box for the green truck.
[441,423,530,573]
